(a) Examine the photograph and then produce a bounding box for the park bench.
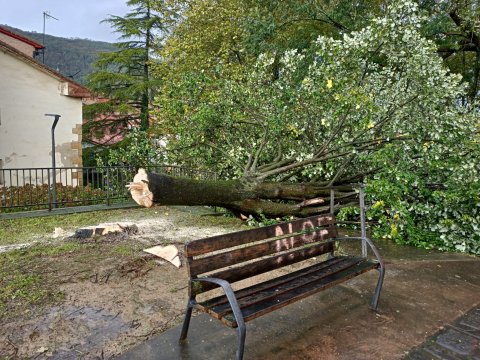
[179,185,385,360]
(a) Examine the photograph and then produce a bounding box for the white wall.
[0,49,83,186]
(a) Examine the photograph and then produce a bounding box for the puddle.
[14,305,130,359]
[338,233,474,262]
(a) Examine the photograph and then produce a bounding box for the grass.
[113,243,138,255]
[0,205,245,246]
[0,240,145,321]
[0,243,79,320]
[0,206,162,246]
[0,205,246,321]
[0,205,246,322]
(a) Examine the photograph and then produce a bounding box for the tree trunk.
[127,169,358,218]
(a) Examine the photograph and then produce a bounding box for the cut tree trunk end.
[126,168,154,207]
[127,169,358,218]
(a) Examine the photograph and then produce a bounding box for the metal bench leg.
[193,278,247,359]
[179,297,195,341]
[236,322,246,360]
[370,267,385,311]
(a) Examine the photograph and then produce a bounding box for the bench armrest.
[192,277,245,329]
[332,236,385,270]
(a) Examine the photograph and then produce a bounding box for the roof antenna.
[42,11,59,64]
[68,70,81,79]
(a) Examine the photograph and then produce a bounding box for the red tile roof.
[0,26,44,49]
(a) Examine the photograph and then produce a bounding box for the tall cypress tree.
[84,0,174,146]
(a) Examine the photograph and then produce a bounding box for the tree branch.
[206,141,245,170]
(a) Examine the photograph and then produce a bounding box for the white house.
[0,27,90,186]
[0,26,44,58]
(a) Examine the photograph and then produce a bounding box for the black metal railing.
[0,165,215,212]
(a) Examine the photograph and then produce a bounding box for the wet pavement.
[117,240,480,360]
[404,306,480,359]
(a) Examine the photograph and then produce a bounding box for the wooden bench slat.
[201,258,378,327]
[201,256,361,317]
[185,214,336,257]
[192,241,335,295]
[238,261,378,321]
[236,259,378,323]
[200,256,348,310]
[217,258,362,317]
[188,226,337,276]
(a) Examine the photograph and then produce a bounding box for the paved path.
[0,202,138,220]
[117,247,479,360]
[0,204,222,220]
[404,306,480,359]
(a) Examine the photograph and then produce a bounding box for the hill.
[2,25,116,85]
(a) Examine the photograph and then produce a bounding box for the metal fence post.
[359,184,367,258]
[106,167,111,206]
[330,188,335,214]
[47,168,52,211]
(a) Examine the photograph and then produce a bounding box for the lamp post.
[45,114,60,209]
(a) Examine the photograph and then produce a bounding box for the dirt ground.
[0,206,245,359]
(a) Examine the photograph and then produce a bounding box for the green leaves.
[96,128,165,168]
[156,0,479,254]
[366,106,480,254]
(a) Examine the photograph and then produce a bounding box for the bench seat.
[197,256,380,327]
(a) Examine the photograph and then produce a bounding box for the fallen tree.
[124,4,480,256]
[127,169,358,217]
[128,3,469,219]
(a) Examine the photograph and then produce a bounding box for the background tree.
[420,0,480,104]
[84,0,176,159]
[158,0,383,78]
[153,0,385,167]
[159,0,479,107]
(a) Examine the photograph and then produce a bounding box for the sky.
[0,0,131,43]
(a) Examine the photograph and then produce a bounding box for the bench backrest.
[185,214,338,295]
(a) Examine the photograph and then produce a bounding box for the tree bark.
[127,169,357,217]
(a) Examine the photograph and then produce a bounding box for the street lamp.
[45,113,60,209]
